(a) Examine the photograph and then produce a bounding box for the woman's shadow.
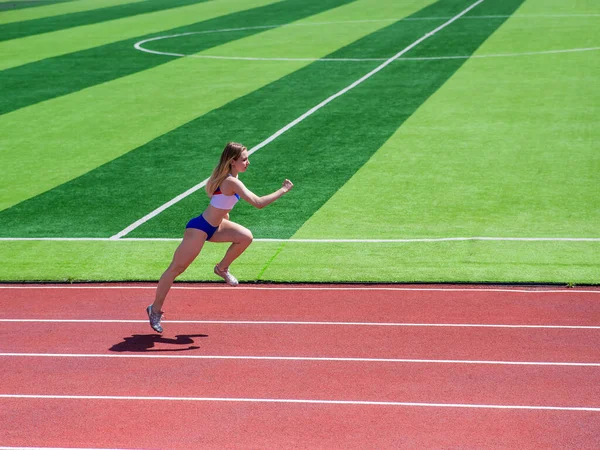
[109,334,208,353]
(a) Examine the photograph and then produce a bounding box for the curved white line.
[133,18,600,62]
[135,27,600,62]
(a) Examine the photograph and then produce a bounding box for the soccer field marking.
[135,20,599,62]
[114,0,486,239]
[3,237,600,242]
[1,353,599,367]
[0,393,598,411]
[2,319,599,329]
[1,285,598,294]
[136,45,600,62]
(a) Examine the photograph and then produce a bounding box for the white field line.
[2,237,600,242]
[114,0,486,239]
[138,41,600,62]
[1,319,599,329]
[0,286,598,293]
[134,16,600,62]
[1,353,599,367]
[0,393,598,411]
[133,14,600,56]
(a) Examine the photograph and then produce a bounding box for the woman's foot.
[214,264,239,287]
[146,305,164,333]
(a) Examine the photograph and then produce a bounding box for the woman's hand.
[282,179,294,193]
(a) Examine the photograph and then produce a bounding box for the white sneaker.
[214,264,239,287]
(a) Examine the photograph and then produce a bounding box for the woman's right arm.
[231,178,293,209]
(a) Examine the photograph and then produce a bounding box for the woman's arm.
[226,178,293,209]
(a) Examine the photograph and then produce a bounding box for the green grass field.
[1,0,598,283]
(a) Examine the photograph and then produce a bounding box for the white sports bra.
[210,177,240,210]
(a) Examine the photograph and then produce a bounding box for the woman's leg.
[152,228,207,312]
[210,219,253,272]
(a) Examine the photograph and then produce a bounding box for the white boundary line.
[0,286,598,293]
[0,448,134,450]
[2,319,599,328]
[2,237,599,242]
[113,0,486,239]
[0,319,599,329]
[0,394,598,411]
[1,353,599,367]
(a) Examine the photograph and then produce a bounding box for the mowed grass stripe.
[0,0,143,25]
[0,0,220,42]
[0,0,356,116]
[0,0,419,220]
[127,0,507,238]
[0,0,73,13]
[0,0,280,71]
[293,0,600,240]
[0,0,210,41]
[0,0,283,210]
[0,0,436,237]
[164,0,522,238]
[132,0,526,239]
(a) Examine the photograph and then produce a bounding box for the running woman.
[147,142,294,333]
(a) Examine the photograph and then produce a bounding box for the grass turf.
[0,0,280,71]
[0,0,598,283]
[0,0,145,25]
[0,0,73,13]
[1,240,597,284]
[0,0,358,115]
[0,0,430,214]
[0,0,212,41]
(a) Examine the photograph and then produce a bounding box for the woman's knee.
[167,261,189,277]
[240,229,253,246]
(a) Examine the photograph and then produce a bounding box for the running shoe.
[214,264,239,287]
[146,305,163,333]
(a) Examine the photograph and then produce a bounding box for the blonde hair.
[206,142,246,196]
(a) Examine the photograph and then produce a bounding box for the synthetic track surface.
[1,283,599,448]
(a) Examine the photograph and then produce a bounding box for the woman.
[147,142,293,333]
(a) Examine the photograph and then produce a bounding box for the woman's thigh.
[209,219,252,243]
[171,228,208,268]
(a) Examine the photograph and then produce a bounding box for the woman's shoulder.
[221,175,243,193]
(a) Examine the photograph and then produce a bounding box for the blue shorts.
[186,214,218,240]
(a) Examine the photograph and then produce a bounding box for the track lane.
[1,284,599,325]
[1,321,599,362]
[2,398,599,449]
[2,284,599,448]
[2,356,599,407]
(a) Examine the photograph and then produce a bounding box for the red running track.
[1,283,599,449]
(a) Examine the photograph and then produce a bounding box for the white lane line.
[1,319,599,329]
[0,285,598,293]
[113,0,486,239]
[1,353,599,366]
[0,448,134,450]
[2,236,600,242]
[0,448,135,450]
[0,394,598,411]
